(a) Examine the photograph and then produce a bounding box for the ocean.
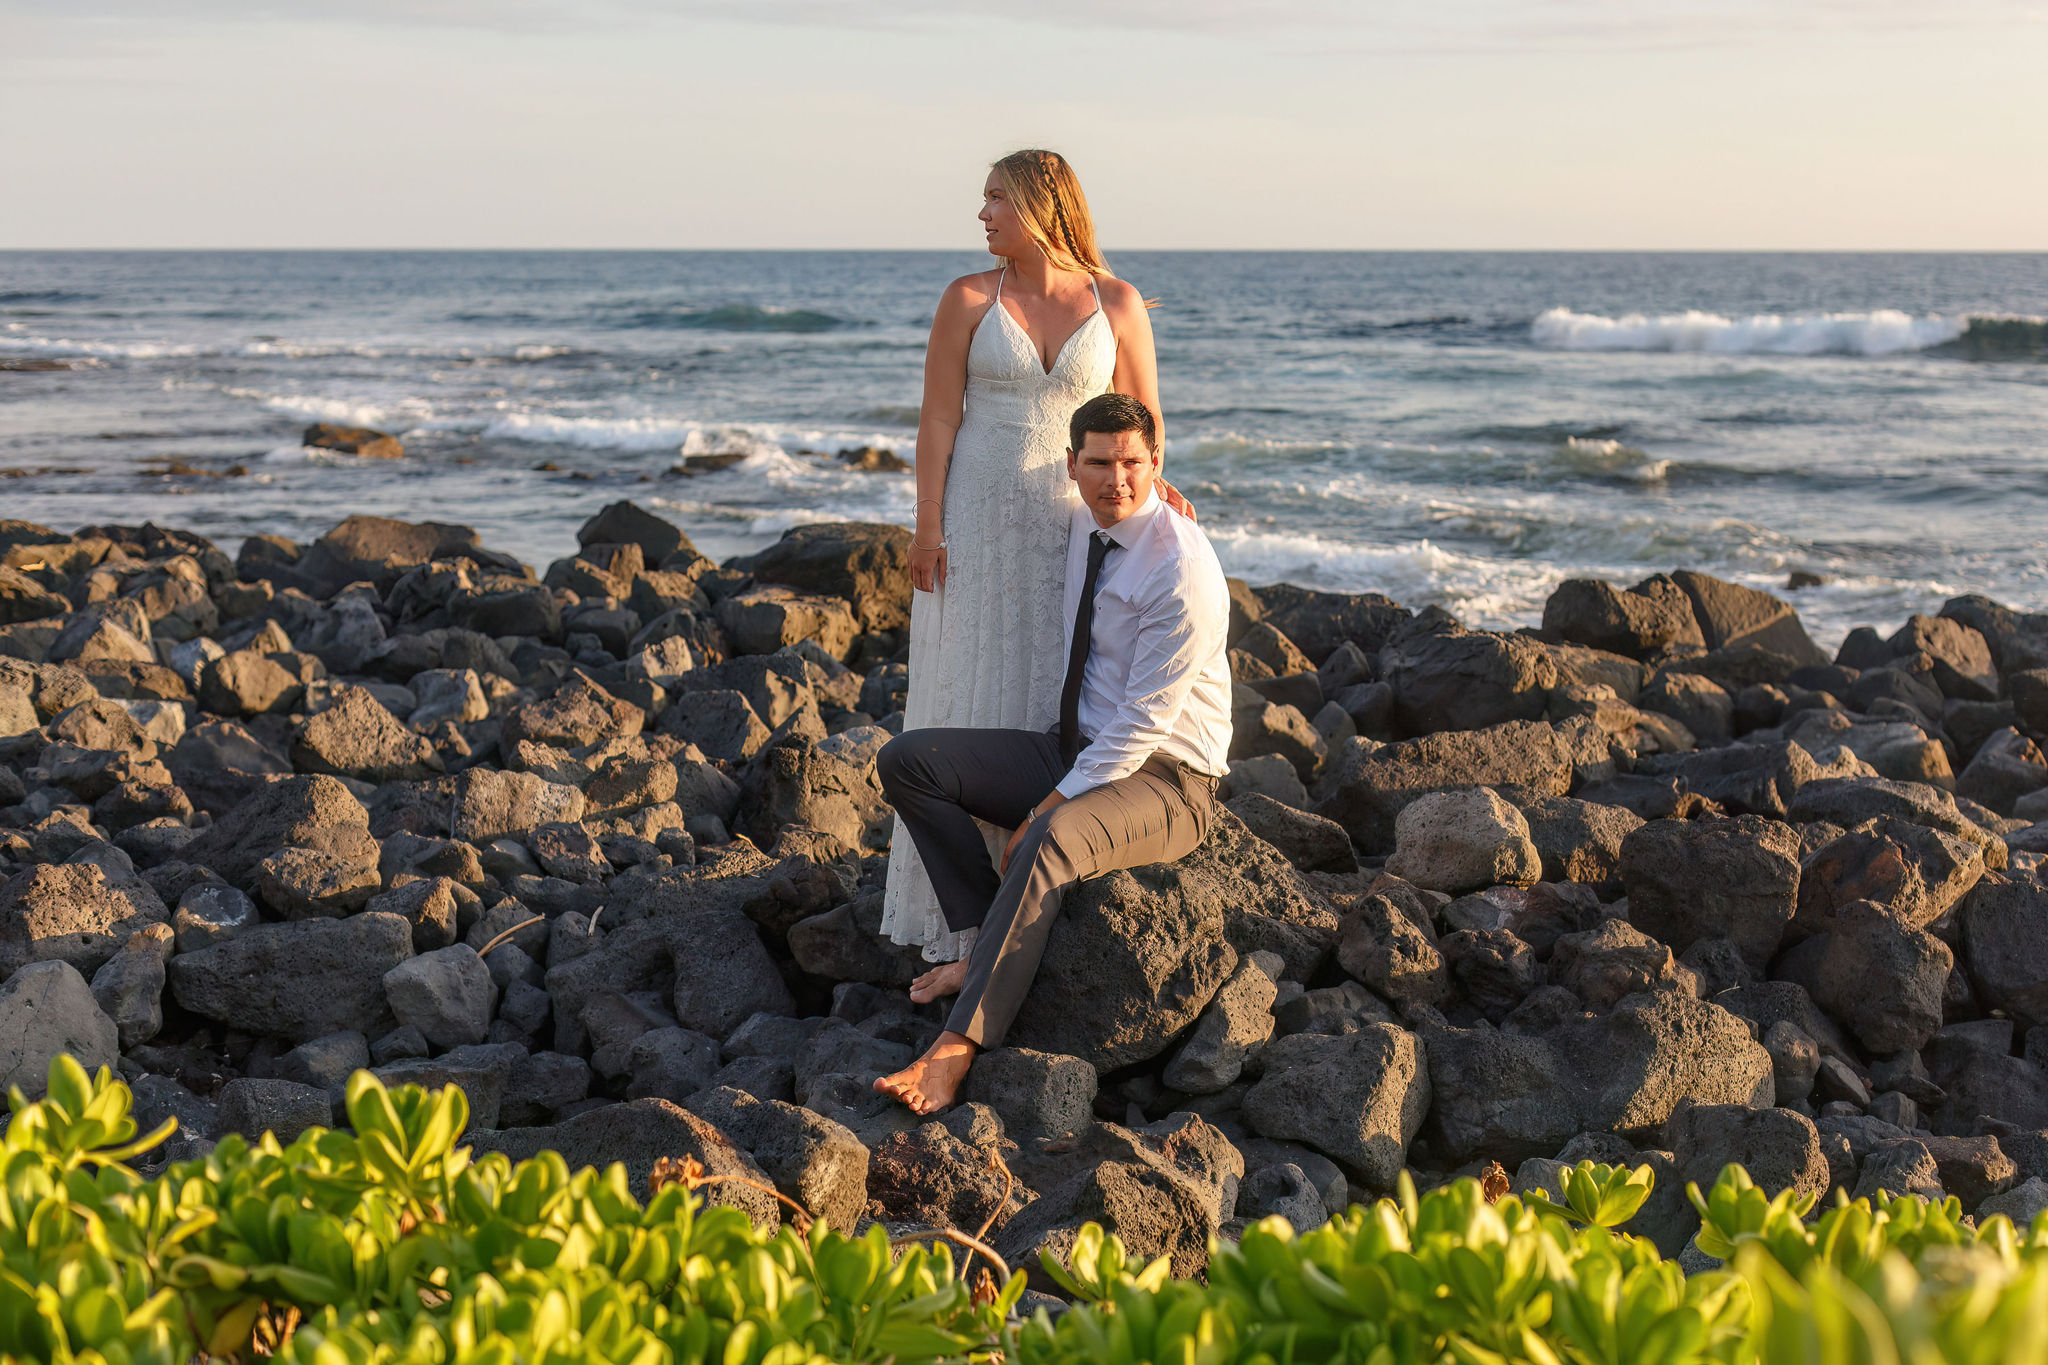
[4,250,2046,649]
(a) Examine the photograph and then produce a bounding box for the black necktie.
[1060,530,1116,767]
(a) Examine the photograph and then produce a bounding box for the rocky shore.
[5,495,2048,1278]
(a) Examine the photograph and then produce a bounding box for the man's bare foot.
[874,1031,978,1115]
[908,958,970,1005]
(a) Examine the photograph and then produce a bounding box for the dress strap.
[994,266,1006,301]
[1089,274,1102,308]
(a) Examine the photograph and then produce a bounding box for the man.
[872,391,1234,1114]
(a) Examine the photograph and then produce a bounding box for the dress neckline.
[992,267,1106,377]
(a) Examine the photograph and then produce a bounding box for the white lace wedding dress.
[879,271,1116,960]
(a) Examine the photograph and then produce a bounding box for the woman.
[879,148,1178,987]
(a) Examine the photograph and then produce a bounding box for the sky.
[2,0,2045,250]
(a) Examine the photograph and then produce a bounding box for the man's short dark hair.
[1068,392,1158,455]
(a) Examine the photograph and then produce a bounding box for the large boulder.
[1548,990,1775,1140]
[737,745,887,855]
[294,516,492,597]
[578,500,693,567]
[1786,779,2004,865]
[468,1098,779,1228]
[450,768,586,845]
[1780,901,1950,1055]
[1004,853,1241,1074]
[729,523,912,635]
[1620,816,1802,969]
[291,686,442,782]
[1377,625,1557,734]
[682,1086,870,1231]
[1251,585,1411,667]
[179,774,371,885]
[502,671,642,753]
[1960,873,2048,1029]
[0,960,119,1099]
[544,912,793,1044]
[1669,571,1829,667]
[997,1117,1241,1288]
[1242,1024,1429,1187]
[1421,1024,1578,1168]
[168,912,414,1042]
[1314,721,1573,854]
[1795,817,1984,933]
[1666,1104,1832,1203]
[1887,614,2000,702]
[0,862,169,977]
[1541,576,1704,658]
[1521,796,1643,887]
[1384,786,1542,894]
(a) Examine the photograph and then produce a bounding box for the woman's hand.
[1159,478,1197,521]
[909,541,948,593]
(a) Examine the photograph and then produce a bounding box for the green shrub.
[5,1057,2047,1365]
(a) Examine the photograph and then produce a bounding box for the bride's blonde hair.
[991,149,1108,277]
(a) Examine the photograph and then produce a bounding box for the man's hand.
[1001,790,1068,874]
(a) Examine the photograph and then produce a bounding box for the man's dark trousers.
[876,727,1216,1049]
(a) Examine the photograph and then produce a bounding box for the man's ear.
[1065,446,1078,479]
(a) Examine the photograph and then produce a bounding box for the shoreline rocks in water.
[3,497,2048,1273]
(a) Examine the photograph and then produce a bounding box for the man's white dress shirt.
[1053,490,1234,800]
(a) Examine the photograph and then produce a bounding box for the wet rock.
[1242,1024,1428,1187]
[683,1086,870,1230]
[1620,815,1801,969]
[1314,721,1572,855]
[0,861,169,977]
[1384,786,1541,894]
[169,912,414,1042]
[0,960,118,1098]
[303,423,402,460]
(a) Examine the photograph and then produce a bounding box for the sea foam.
[1532,307,1967,356]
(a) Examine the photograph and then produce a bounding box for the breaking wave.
[1532,307,1970,356]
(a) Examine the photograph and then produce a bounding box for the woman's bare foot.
[908,958,970,1005]
[874,1032,978,1115]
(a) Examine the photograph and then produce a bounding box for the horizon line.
[6,245,2048,255]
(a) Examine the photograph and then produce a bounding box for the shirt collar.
[1091,489,1161,550]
